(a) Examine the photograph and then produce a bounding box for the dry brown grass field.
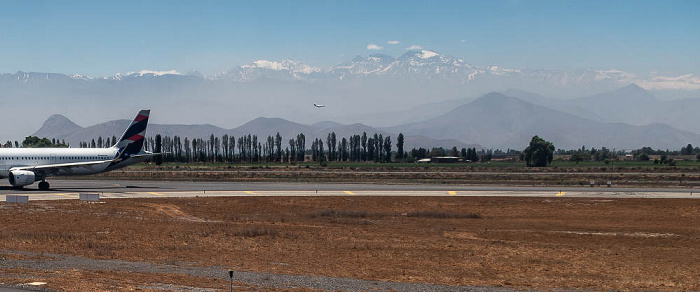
[1,196,700,291]
[92,165,700,187]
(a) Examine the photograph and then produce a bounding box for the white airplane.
[314,103,325,108]
[0,110,157,190]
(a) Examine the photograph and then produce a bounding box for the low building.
[429,156,461,163]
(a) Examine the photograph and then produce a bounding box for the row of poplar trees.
[135,132,406,164]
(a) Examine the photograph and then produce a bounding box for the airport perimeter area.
[1,180,700,291]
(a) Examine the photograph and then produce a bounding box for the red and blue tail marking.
[112,110,150,158]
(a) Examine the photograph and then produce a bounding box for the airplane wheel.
[38,181,50,191]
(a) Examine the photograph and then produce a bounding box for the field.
[126,159,700,170]
[86,160,700,188]
[2,196,700,291]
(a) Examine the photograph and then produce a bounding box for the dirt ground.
[1,196,699,291]
[91,167,700,187]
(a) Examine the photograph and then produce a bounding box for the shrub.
[232,227,277,238]
[406,211,481,219]
[309,209,369,218]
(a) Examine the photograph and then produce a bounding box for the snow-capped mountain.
[206,50,650,91]
[2,50,697,93]
[214,50,485,82]
[333,54,396,75]
[384,50,477,80]
[0,71,90,83]
[213,59,322,82]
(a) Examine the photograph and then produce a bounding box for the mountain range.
[32,114,476,151]
[3,49,700,149]
[383,92,700,150]
[31,87,700,151]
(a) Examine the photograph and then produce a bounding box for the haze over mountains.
[31,86,700,151]
[4,49,700,150]
[384,92,700,150]
[33,114,475,151]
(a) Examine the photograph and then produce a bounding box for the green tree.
[450,146,459,157]
[154,134,163,165]
[396,133,405,161]
[523,136,555,167]
[682,144,694,155]
[383,136,392,162]
[274,132,282,162]
[318,139,325,165]
[638,153,650,161]
[361,132,367,161]
[21,136,54,148]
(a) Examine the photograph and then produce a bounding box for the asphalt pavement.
[0,180,698,201]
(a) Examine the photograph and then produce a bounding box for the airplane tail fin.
[112,110,150,156]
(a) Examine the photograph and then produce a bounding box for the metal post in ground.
[228,269,233,292]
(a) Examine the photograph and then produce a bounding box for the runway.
[1,180,699,201]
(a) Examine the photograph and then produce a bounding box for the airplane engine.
[8,170,36,188]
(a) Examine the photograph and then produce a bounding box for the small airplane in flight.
[0,110,157,190]
[314,103,325,108]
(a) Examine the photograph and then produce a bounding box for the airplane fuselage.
[1,110,152,190]
[0,148,147,179]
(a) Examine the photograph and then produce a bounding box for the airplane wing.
[128,152,162,159]
[10,160,115,173]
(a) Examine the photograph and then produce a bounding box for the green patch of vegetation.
[126,159,700,171]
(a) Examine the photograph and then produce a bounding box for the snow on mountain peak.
[244,60,287,71]
[637,74,700,90]
[594,69,635,81]
[488,66,522,75]
[418,50,439,59]
[127,70,182,77]
[69,74,91,80]
[241,59,320,74]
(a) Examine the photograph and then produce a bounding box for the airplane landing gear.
[38,181,50,191]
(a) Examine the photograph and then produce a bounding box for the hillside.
[31,115,475,150]
[386,92,700,150]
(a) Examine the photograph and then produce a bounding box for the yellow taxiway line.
[448,191,457,196]
[344,191,356,195]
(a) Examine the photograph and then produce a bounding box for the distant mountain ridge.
[31,115,476,151]
[496,84,700,134]
[3,50,698,93]
[31,89,700,151]
[33,114,83,140]
[384,92,700,150]
[3,50,699,142]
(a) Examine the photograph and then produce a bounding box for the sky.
[0,0,698,77]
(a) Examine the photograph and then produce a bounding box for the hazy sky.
[0,0,697,77]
